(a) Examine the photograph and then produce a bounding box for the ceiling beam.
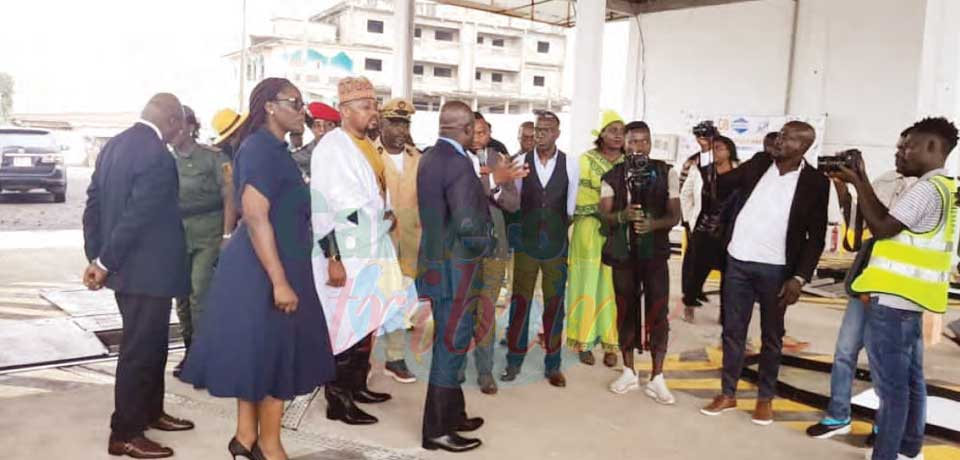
[606,0,759,16]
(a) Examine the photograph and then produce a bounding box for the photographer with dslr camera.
[598,121,681,404]
[680,121,719,311]
[831,117,957,460]
[805,127,916,444]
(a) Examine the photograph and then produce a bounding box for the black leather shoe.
[500,367,520,382]
[325,387,378,425]
[455,417,484,432]
[352,388,392,404]
[423,433,482,453]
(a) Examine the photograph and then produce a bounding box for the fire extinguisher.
[829,223,839,253]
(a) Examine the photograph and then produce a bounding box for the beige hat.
[380,98,416,121]
[338,77,376,104]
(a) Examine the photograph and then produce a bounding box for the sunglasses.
[275,97,305,111]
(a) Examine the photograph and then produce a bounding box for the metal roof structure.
[434,0,758,27]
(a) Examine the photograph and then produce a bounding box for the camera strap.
[843,203,865,252]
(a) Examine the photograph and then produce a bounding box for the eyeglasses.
[275,97,304,111]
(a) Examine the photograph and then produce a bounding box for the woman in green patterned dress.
[565,110,626,367]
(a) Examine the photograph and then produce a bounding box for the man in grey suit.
[83,93,193,459]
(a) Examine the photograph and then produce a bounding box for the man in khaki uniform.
[172,106,237,375]
[375,98,421,383]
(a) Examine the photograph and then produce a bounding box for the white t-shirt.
[727,162,803,266]
[387,152,404,173]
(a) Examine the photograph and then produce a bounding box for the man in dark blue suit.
[82,93,193,459]
[417,101,527,453]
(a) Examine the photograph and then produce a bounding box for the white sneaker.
[644,374,676,405]
[897,453,924,460]
[609,368,639,394]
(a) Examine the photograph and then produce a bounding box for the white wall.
[606,0,929,177]
[788,0,926,173]
[621,0,795,142]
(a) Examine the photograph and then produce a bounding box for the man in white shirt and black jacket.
[700,121,829,426]
[598,121,682,404]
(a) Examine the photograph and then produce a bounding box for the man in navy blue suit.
[82,93,193,459]
[417,101,527,453]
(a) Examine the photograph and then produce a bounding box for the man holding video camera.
[599,121,681,404]
[833,117,957,460]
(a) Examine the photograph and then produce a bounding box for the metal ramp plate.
[282,388,322,430]
[0,318,108,368]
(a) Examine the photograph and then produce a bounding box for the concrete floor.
[2,288,959,459]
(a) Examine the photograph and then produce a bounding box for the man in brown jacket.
[376,98,422,383]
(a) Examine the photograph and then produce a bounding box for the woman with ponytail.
[180,78,335,460]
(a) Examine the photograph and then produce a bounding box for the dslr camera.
[692,120,719,139]
[817,148,862,174]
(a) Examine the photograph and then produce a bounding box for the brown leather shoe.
[752,399,774,426]
[700,394,738,416]
[578,351,595,365]
[148,413,195,431]
[547,371,566,388]
[107,435,174,458]
[603,352,618,368]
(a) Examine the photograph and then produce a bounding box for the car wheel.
[53,191,66,203]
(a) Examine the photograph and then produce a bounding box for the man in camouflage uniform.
[375,98,421,383]
[172,106,237,375]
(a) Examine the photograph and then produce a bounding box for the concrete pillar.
[570,1,605,155]
[916,0,960,174]
[472,98,479,110]
[391,0,415,100]
[459,23,477,93]
[504,100,511,114]
[622,15,643,121]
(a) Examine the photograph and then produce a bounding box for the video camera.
[625,153,654,207]
[692,120,719,139]
[817,148,862,174]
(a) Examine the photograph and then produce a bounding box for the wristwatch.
[793,275,807,287]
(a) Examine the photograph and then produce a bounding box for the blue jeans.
[865,300,925,460]
[826,297,870,421]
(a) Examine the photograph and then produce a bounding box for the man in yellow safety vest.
[832,117,957,460]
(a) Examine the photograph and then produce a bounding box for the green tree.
[0,73,14,122]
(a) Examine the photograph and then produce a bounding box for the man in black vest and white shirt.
[501,111,577,388]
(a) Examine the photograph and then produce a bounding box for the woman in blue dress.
[180,78,335,460]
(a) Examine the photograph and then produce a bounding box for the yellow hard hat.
[211,108,248,145]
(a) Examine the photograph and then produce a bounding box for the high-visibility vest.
[851,175,957,313]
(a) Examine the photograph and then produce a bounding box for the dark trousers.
[612,257,670,357]
[111,293,172,441]
[330,333,373,391]
[505,251,567,373]
[423,261,479,440]
[681,230,725,305]
[720,256,785,400]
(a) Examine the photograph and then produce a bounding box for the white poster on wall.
[682,114,828,164]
